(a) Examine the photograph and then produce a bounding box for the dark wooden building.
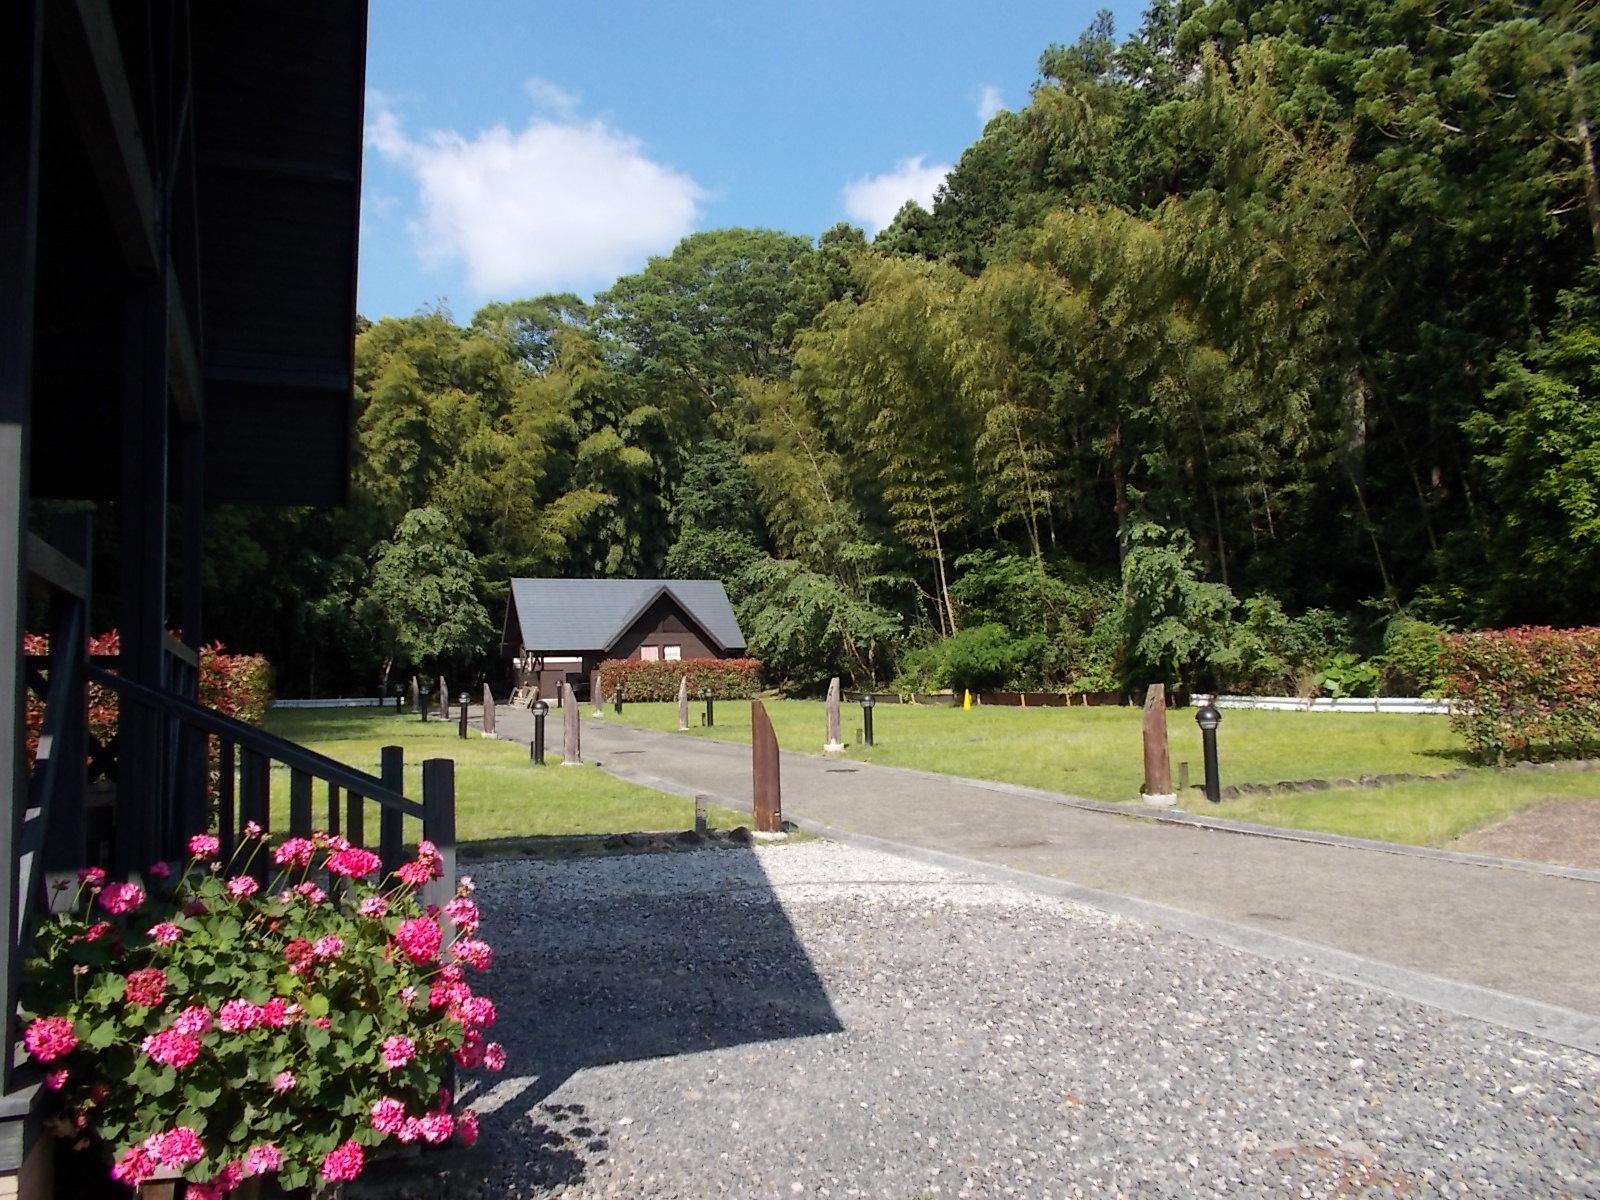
[3,6,455,1195]
[505,579,747,698]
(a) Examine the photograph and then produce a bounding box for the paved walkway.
[492,707,1600,1044]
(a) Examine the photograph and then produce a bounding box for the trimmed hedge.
[598,657,762,702]
[1439,626,1600,762]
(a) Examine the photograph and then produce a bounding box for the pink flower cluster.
[273,837,317,869]
[321,1139,364,1182]
[381,1035,415,1070]
[226,875,259,899]
[218,999,264,1033]
[23,1015,77,1062]
[394,916,442,963]
[174,1004,212,1035]
[272,1070,296,1092]
[148,921,183,945]
[188,833,220,859]
[143,1126,204,1170]
[313,935,344,959]
[452,939,493,971]
[243,1143,281,1175]
[142,1027,202,1070]
[359,894,390,919]
[123,967,168,1008]
[78,866,106,889]
[327,846,382,878]
[444,896,480,931]
[395,840,444,887]
[98,881,145,915]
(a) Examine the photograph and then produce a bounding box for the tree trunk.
[928,502,958,635]
[1110,421,1130,564]
[1571,58,1600,259]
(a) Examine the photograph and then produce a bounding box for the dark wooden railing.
[85,667,456,907]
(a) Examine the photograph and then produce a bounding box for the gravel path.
[364,842,1600,1200]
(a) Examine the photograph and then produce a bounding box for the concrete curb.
[597,759,1600,1058]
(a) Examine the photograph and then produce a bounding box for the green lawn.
[608,698,1600,847]
[611,699,1464,799]
[263,709,745,843]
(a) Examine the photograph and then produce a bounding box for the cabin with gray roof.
[505,579,747,698]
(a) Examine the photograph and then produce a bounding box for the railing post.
[289,768,312,837]
[217,739,235,858]
[239,749,270,881]
[379,745,403,872]
[421,758,456,912]
[326,781,341,836]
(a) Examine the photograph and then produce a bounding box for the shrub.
[598,657,762,702]
[21,832,502,1192]
[1439,626,1600,762]
[1381,616,1449,696]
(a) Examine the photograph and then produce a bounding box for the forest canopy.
[202,1,1600,699]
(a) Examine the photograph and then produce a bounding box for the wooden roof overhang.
[28,1,367,506]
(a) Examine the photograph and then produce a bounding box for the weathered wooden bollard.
[436,676,449,719]
[677,674,690,731]
[482,682,496,737]
[562,682,582,765]
[591,669,604,718]
[824,676,844,752]
[751,700,782,833]
[407,676,419,714]
[1140,683,1175,807]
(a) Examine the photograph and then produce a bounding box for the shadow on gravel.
[373,844,842,1197]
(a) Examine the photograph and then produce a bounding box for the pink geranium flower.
[98,882,145,915]
[485,1042,507,1071]
[358,894,390,919]
[370,1097,408,1134]
[444,897,480,931]
[457,1109,480,1146]
[272,1070,296,1092]
[112,1146,156,1187]
[381,1035,415,1070]
[82,921,112,943]
[123,967,168,1008]
[320,1140,364,1182]
[172,1005,212,1035]
[225,875,259,899]
[144,1127,204,1169]
[78,866,107,889]
[147,861,172,880]
[44,1068,69,1091]
[452,939,493,971]
[326,847,382,879]
[417,1112,454,1144]
[292,881,327,904]
[141,1028,202,1070]
[394,916,442,963]
[312,935,344,959]
[23,1015,77,1062]
[243,1144,281,1176]
[148,922,183,945]
[259,997,297,1028]
[188,833,220,859]
[272,837,316,869]
[218,999,263,1033]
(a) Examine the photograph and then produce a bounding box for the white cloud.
[524,76,580,117]
[977,84,1005,124]
[841,155,950,236]
[366,93,705,296]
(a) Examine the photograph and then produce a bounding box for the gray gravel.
[363,843,1600,1200]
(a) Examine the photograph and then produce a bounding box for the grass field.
[608,698,1600,847]
[263,708,745,843]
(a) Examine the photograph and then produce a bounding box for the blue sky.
[359,1,1147,320]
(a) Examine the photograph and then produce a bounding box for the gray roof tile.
[508,579,746,654]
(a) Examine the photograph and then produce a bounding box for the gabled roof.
[509,579,746,655]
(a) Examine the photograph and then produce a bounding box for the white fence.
[271,697,389,710]
[1197,694,1453,715]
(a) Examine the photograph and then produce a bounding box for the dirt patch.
[1448,798,1600,870]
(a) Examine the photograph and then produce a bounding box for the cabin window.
[663,645,682,661]
[640,646,661,661]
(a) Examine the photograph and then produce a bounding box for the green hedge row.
[598,657,763,702]
[1440,626,1600,762]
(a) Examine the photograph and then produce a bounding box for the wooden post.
[590,669,603,717]
[751,700,782,833]
[421,758,456,912]
[562,682,582,765]
[677,674,690,731]
[436,677,448,719]
[824,676,843,751]
[481,682,496,737]
[406,676,418,714]
[379,746,404,872]
[1140,683,1174,806]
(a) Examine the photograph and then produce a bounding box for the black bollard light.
[701,688,714,728]
[458,692,470,740]
[530,699,549,765]
[419,686,431,722]
[1195,701,1222,803]
[861,692,876,747]
[613,687,623,716]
